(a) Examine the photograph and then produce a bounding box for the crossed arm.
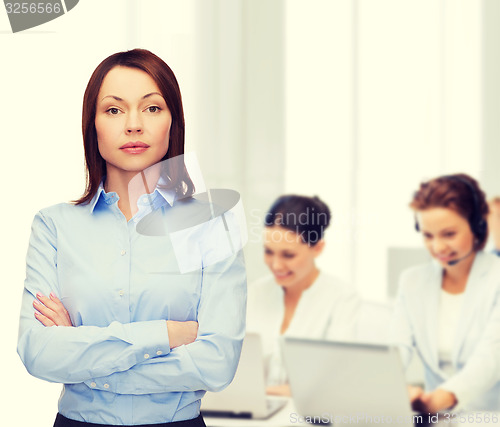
[20,257,246,393]
[18,212,247,393]
[33,292,198,349]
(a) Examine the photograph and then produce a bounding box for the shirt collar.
[89,180,176,214]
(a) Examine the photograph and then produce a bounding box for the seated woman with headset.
[392,173,500,412]
[247,195,360,396]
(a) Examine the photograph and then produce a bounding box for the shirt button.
[142,197,148,203]
[90,382,96,388]
[156,350,163,356]
[120,250,126,256]
[103,383,110,389]
[119,290,124,296]
[144,353,150,359]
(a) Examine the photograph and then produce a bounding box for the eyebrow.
[423,227,457,234]
[99,92,163,102]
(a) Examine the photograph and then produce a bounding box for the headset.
[414,175,487,253]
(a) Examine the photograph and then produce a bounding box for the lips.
[120,141,150,149]
[120,141,150,154]
[435,253,456,262]
[274,271,292,279]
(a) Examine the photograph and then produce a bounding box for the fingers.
[34,311,56,327]
[48,293,72,324]
[33,292,73,327]
[33,297,56,319]
[36,292,60,312]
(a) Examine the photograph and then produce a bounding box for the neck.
[105,164,161,220]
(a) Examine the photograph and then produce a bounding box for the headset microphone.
[447,249,474,266]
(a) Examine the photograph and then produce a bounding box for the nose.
[270,256,285,271]
[125,111,143,134]
[432,238,447,254]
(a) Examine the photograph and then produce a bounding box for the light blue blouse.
[17,185,247,425]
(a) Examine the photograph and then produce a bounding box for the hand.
[408,385,424,404]
[33,292,73,327]
[266,384,291,397]
[166,320,198,349]
[414,388,457,413]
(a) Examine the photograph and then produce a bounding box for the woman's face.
[95,66,172,177]
[416,207,476,268]
[263,225,324,289]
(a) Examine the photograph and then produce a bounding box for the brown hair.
[74,49,194,205]
[410,173,489,250]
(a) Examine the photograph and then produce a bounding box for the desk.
[204,400,500,427]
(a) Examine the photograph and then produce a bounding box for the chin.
[119,159,163,174]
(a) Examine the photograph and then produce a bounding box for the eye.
[283,253,296,259]
[264,248,273,255]
[146,106,161,113]
[106,107,121,115]
[423,233,432,240]
[443,232,456,238]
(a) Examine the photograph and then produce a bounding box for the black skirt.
[53,413,206,427]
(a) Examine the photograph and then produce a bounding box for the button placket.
[116,229,131,323]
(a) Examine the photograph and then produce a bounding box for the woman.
[17,49,246,426]
[393,173,500,413]
[247,195,360,396]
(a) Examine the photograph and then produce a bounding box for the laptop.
[281,337,429,426]
[201,333,287,419]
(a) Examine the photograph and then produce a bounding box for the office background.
[1,0,500,425]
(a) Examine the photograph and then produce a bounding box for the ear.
[312,240,325,258]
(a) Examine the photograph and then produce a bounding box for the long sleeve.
[17,212,171,384]
[82,249,247,394]
[439,284,500,406]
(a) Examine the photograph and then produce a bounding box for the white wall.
[285,0,483,301]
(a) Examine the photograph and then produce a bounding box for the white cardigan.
[392,251,500,411]
[247,272,360,386]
